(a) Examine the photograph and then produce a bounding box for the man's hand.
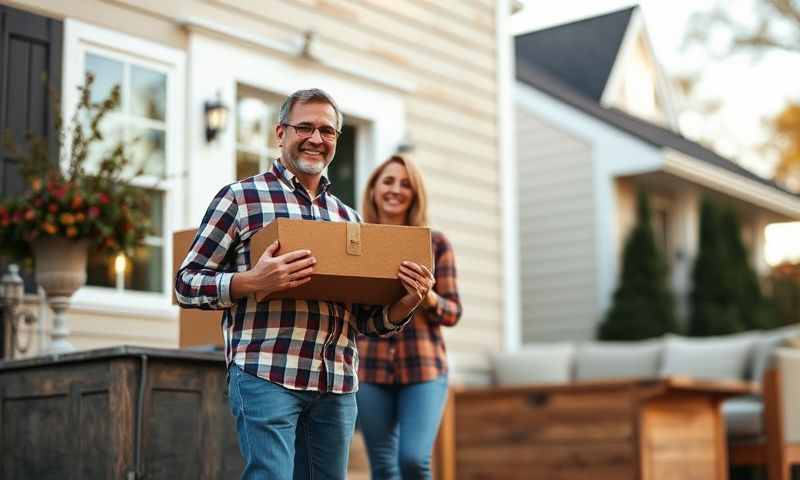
[230,241,316,300]
[389,261,435,324]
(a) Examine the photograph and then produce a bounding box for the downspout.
[498,0,521,352]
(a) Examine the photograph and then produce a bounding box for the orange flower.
[42,223,58,235]
[66,226,78,238]
[75,212,86,223]
[59,213,75,225]
[71,195,83,209]
[31,178,42,191]
[23,209,36,221]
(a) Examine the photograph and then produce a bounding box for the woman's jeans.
[227,364,357,480]
[355,375,449,480]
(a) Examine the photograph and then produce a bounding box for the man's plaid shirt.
[358,230,462,384]
[175,160,408,394]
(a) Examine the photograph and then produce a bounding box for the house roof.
[514,7,635,102]
[514,9,798,199]
[515,62,797,197]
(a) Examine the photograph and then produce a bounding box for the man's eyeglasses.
[282,123,341,141]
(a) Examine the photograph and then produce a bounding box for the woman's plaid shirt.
[175,160,408,394]
[358,230,462,384]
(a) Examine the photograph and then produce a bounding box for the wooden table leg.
[638,394,729,480]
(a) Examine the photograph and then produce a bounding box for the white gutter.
[498,0,521,352]
[663,149,800,220]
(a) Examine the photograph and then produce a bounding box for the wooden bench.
[432,377,757,480]
[730,348,800,480]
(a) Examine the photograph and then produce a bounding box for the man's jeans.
[227,364,357,480]
[355,375,449,480]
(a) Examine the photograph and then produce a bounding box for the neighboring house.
[514,6,800,342]
[2,1,516,383]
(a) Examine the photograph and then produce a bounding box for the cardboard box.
[251,218,432,304]
[172,219,433,346]
[173,228,223,348]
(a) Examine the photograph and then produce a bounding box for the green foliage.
[0,73,151,257]
[598,191,678,340]
[767,263,800,327]
[688,197,777,336]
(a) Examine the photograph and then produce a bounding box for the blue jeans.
[355,376,449,480]
[227,364,357,480]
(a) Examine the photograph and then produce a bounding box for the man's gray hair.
[278,88,343,130]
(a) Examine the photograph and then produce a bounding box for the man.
[175,89,433,479]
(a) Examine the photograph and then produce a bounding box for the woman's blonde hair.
[361,155,428,227]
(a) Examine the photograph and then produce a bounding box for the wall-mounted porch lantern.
[0,264,36,358]
[204,92,229,143]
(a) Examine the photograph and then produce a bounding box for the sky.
[511,0,800,265]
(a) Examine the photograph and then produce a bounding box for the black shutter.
[0,5,62,198]
[0,6,62,358]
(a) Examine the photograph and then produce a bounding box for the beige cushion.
[574,340,662,381]
[752,325,800,382]
[493,343,574,386]
[723,396,763,439]
[776,348,800,443]
[660,333,759,381]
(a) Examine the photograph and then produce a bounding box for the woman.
[357,155,462,480]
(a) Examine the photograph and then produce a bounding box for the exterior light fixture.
[0,264,36,358]
[204,92,229,143]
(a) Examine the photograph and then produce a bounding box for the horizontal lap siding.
[516,104,598,343]
[13,0,501,382]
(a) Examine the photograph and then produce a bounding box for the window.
[82,51,168,293]
[235,84,359,208]
[235,85,282,179]
[64,19,184,307]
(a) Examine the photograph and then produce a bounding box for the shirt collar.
[272,159,332,194]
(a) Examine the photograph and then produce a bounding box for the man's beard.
[295,157,328,175]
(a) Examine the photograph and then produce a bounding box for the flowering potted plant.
[0,74,151,352]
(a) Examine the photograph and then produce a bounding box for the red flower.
[88,206,100,219]
[98,193,110,204]
[71,194,84,209]
[48,203,58,213]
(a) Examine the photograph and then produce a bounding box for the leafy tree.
[768,262,800,326]
[598,192,678,340]
[682,0,800,191]
[772,102,800,191]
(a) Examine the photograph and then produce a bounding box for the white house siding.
[10,0,504,383]
[516,104,598,342]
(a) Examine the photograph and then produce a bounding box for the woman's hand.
[388,261,435,323]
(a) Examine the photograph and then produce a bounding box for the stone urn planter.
[32,238,89,354]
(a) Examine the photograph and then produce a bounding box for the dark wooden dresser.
[0,346,243,479]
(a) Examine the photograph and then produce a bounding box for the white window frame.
[64,19,185,317]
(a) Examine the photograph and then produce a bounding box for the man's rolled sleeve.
[174,185,239,310]
[216,272,235,308]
